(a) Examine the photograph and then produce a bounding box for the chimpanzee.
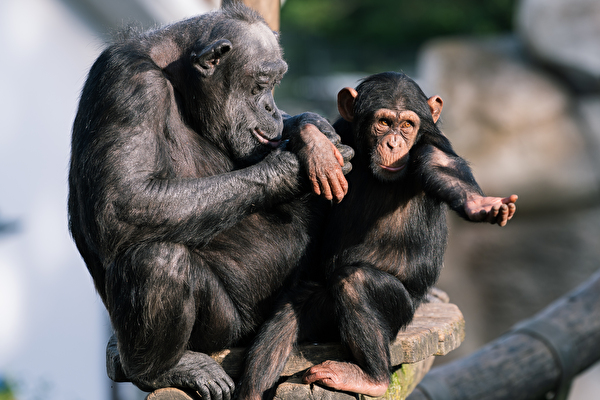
[68,5,351,400]
[237,72,517,399]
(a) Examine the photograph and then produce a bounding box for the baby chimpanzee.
[237,72,517,399]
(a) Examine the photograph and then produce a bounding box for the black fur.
[68,5,342,400]
[238,72,484,399]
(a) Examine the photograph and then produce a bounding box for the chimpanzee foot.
[131,351,235,400]
[302,360,389,397]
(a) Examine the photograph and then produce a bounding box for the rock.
[517,0,600,92]
[443,206,600,348]
[415,37,600,367]
[576,95,600,174]
[416,37,600,211]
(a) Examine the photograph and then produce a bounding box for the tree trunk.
[221,0,280,31]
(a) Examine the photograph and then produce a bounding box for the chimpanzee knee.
[329,265,416,380]
[331,265,416,338]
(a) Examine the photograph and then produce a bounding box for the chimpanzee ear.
[338,87,358,122]
[191,39,232,77]
[427,95,443,123]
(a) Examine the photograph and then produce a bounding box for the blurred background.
[0,0,599,399]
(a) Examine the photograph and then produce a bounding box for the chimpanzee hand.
[284,112,354,203]
[464,194,518,227]
[260,147,303,202]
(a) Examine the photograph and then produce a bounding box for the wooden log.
[144,302,465,400]
[208,303,464,380]
[273,356,436,400]
[146,388,196,400]
[407,269,600,400]
[221,0,280,31]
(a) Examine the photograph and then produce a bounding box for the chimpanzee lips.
[380,163,406,172]
[253,128,282,148]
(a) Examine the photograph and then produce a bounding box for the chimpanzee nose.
[386,135,400,149]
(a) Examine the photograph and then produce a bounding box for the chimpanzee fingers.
[486,205,500,224]
[207,384,224,400]
[214,378,232,400]
[218,372,235,400]
[319,176,334,201]
[330,142,345,166]
[341,162,353,175]
[337,144,355,164]
[312,169,347,203]
[507,203,517,220]
[498,204,517,226]
[338,169,349,195]
[201,376,234,400]
[328,171,348,203]
[313,181,323,197]
[196,386,211,400]
[475,209,487,222]
[502,194,519,204]
[337,144,354,175]
[307,171,323,196]
[495,204,510,226]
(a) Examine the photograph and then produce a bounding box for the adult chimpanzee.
[237,72,517,399]
[68,5,351,400]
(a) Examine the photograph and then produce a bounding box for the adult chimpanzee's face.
[222,22,288,164]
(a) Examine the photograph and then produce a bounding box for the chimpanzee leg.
[105,242,235,399]
[303,265,415,397]
[237,282,334,400]
[236,299,299,400]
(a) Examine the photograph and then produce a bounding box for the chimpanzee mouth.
[253,128,282,148]
[380,163,406,172]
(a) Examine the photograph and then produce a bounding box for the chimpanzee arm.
[78,58,312,249]
[283,112,354,203]
[415,144,517,226]
[105,134,302,247]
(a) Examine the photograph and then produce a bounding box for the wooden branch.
[221,0,280,31]
[208,302,464,380]
[142,302,465,400]
[407,269,600,400]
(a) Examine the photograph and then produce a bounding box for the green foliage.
[0,392,15,400]
[279,0,516,74]
[281,0,516,46]
[0,378,15,400]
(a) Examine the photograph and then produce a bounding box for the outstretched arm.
[417,145,517,226]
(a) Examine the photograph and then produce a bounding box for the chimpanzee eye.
[252,85,266,95]
[379,119,390,127]
[252,80,271,95]
[402,121,413,129]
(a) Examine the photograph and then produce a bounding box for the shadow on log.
[408,268,600,400]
